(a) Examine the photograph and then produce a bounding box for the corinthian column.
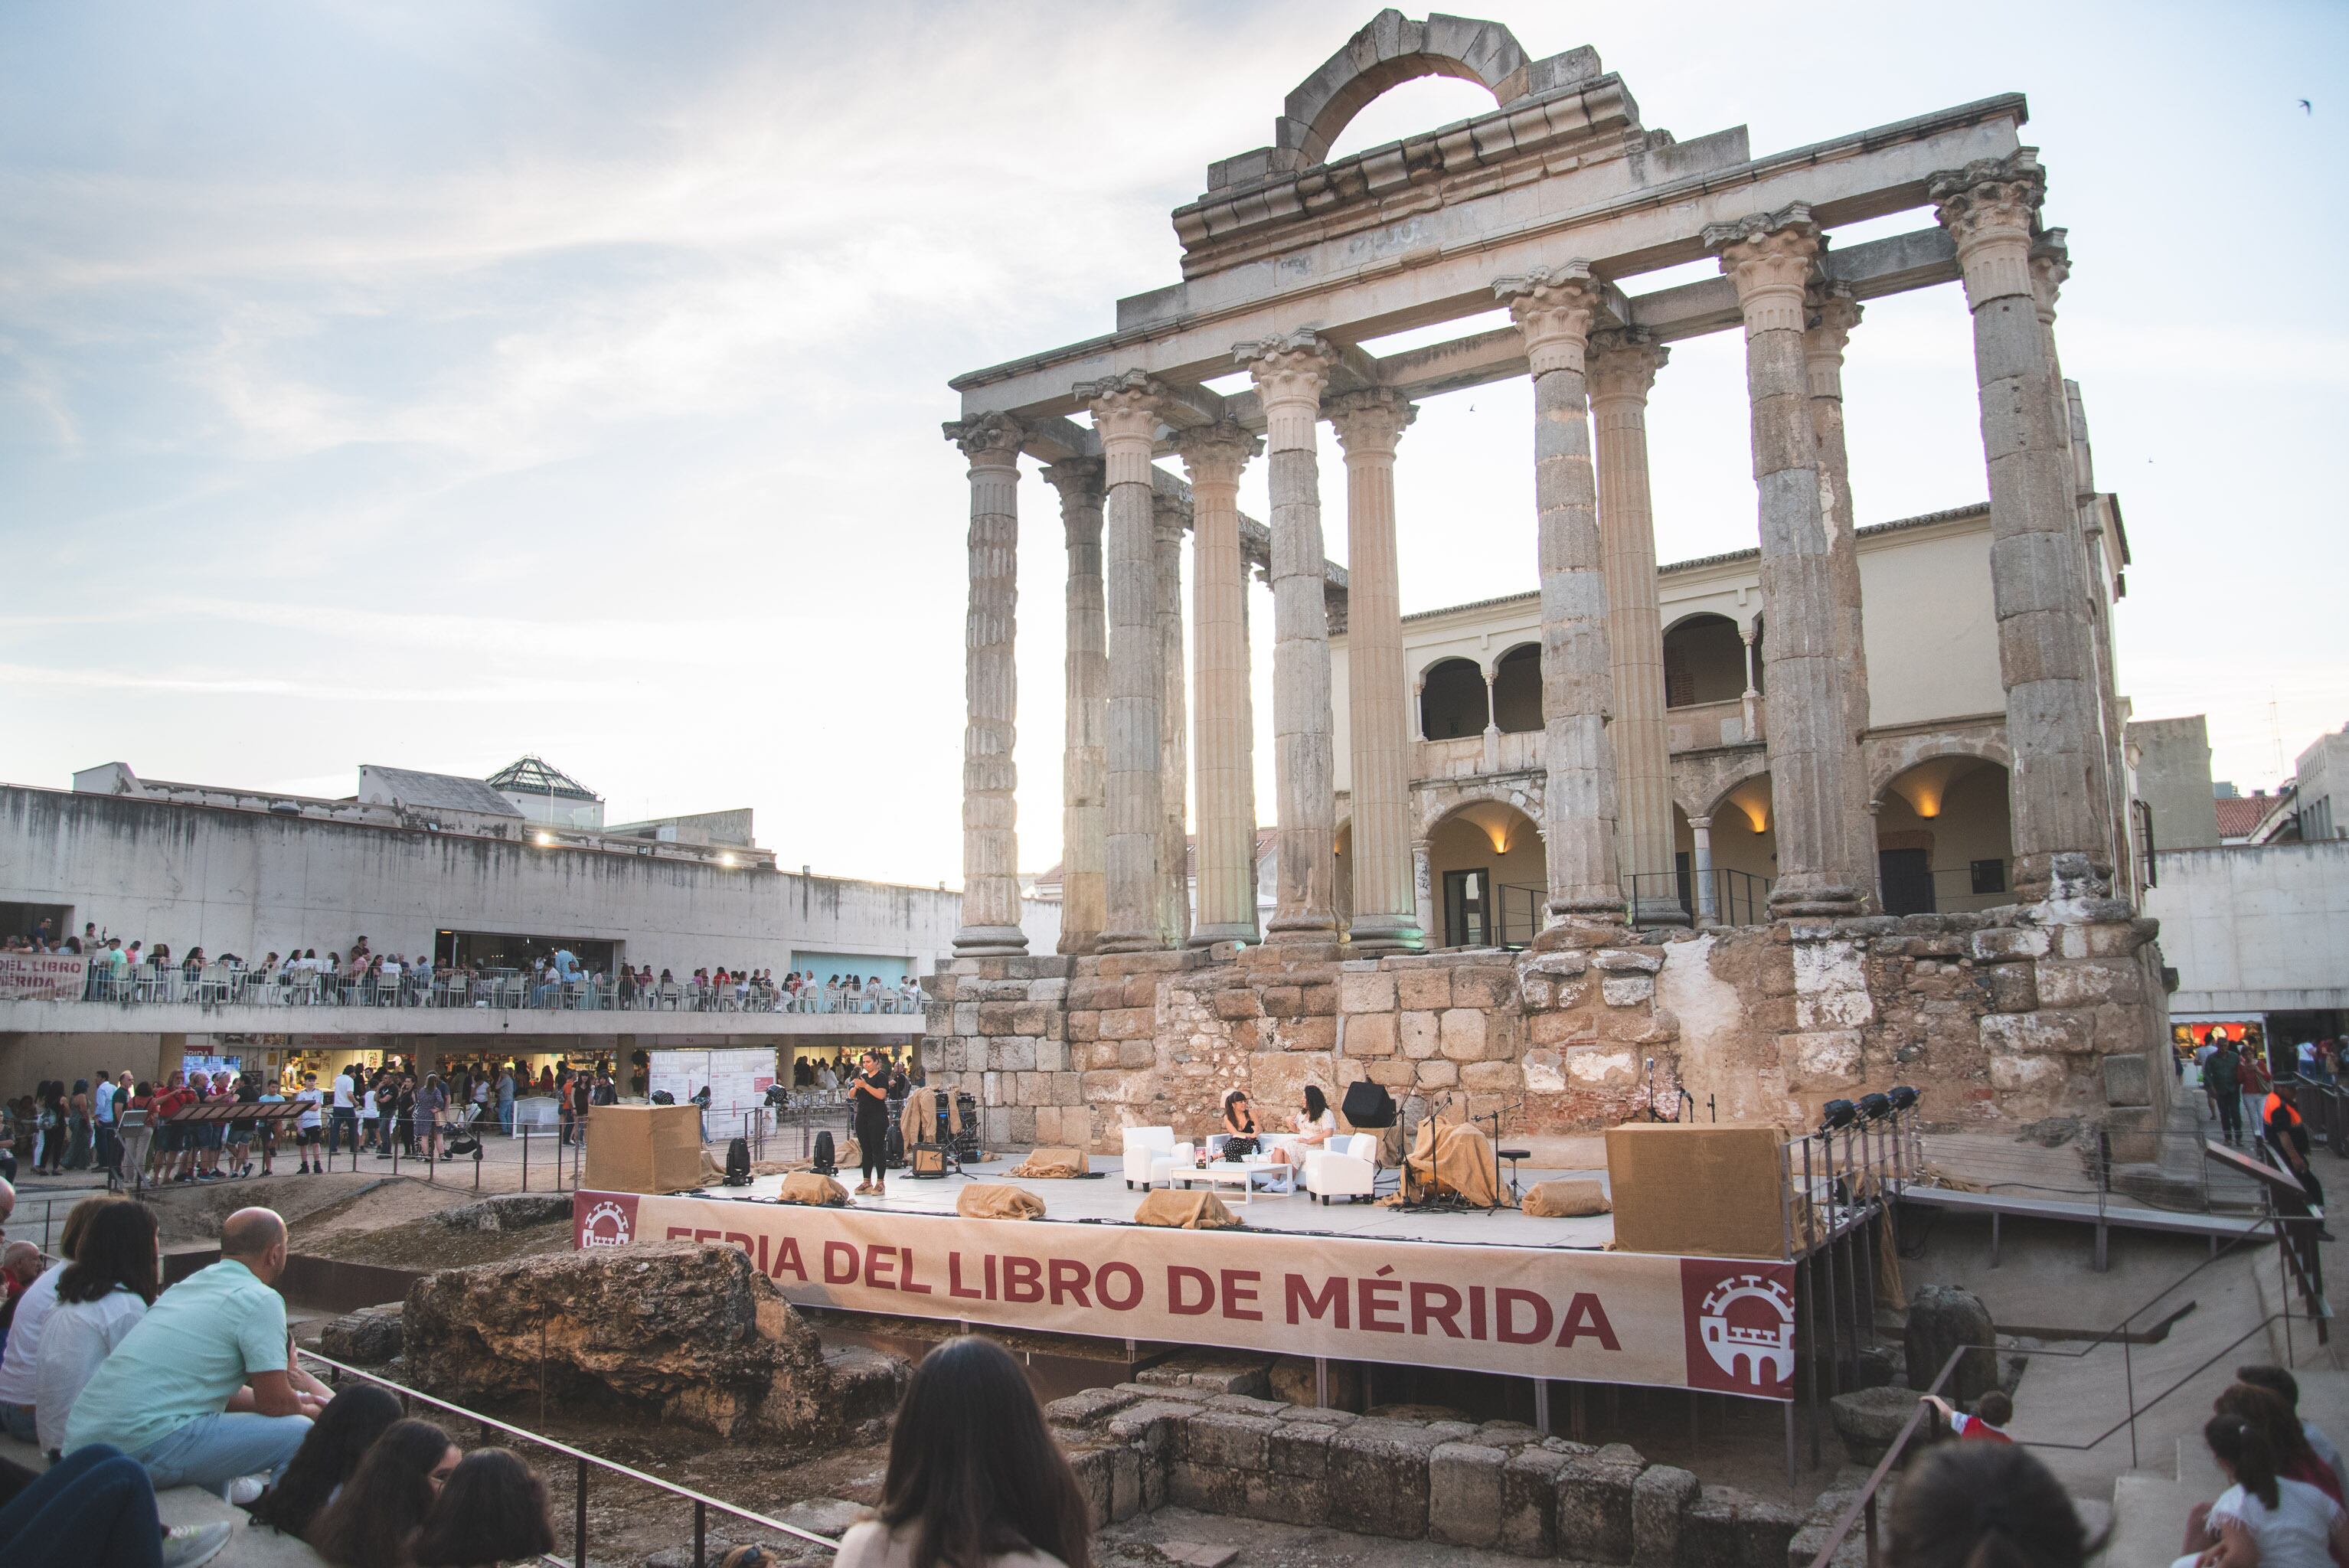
[1044,459,1107,954]
[1703,205,1869,917]
[942,411,1029,954]
[1492,263,1622,929]
[1931,152,2111,900]
[1078,372,1168,952]
[1235,331,1338,943]
[1153,489,1191,946]
[1803,283,1880,900]
[1588,329,1683,927]
[1177,421,1262,946]
[1327,389,1424,954]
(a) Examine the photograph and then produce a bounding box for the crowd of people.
[5,922,929,1016]
[0,1190,559,1568]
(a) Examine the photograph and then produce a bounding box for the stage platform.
[727,1155,1622,1251]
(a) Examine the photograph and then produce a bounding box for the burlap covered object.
[1008,1147,1089,1179]
[777,1171,851,1207]
[956,1184,1047,1220]
[1133,1188,1246,1230]
[1379,1119,1502,1207]
[1521,1179,1612,1218]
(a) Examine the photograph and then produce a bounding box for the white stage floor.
[716,1156,1621,1252]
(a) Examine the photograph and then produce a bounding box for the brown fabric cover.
[1008,1147,1088,1178]
[778,1171,851,1207]
[1387,1119,1501,1207]
[1134,1189,1245,1230]
[1522,1180,1612,1218]
[956,1184,1047,1220]
[900,1085,962,1148]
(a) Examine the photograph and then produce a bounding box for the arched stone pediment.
[1278,11,1534,166]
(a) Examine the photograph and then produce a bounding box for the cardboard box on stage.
[1605,1123,1786,1259]
[585,1104,705,1194]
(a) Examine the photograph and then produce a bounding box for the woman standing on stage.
[851,1050,892,1197]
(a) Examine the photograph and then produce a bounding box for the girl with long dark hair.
[840,1335,1090,1568]
[307,1417,459,1568]
[1885,1441,2092,1568]
[409,1449,555,1568]
[247,1385,403,1540]
[33,1200,160,1457]
[2216,1381,2345,1505]
[2184,1411,2349,1566]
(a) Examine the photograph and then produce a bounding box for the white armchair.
[1122,1125,1176,1190]
[1304,1132,1380,1205]
[1148,1141,1198,1188]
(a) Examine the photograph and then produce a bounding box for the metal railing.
[1876,861,2014,917]
[1619,867,1772,928]
[66,965,929,1015]
[296,1348,838,1568]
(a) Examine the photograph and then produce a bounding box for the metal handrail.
[296,1348,841,1567]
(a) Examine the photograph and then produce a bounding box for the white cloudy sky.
[4,2,2344,886]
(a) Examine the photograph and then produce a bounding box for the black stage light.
[1886,1085,1920,1113]
[1857,1092,1892,1122]
[1820,1098,1857,1132]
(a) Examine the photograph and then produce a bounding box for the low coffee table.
[1171,1161,1291,1204]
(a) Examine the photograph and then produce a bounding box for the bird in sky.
[2300,99,2314,114]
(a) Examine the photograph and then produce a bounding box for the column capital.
[1040,456,1105,508]
[2029,227,2070,325]
[1493,261,1600,376]
[943,411,1027,469]
[1929,149,2047,306]
[1172,420,1261,488]
[1076,371,1171,449]
[1688,814,1712,831]
[1586,328,1669,406]
[1805,283,1863,358]
[1151,487,1191,542]
[1326,387,1417,457]
[1704,205,1821,335]
[1234,330,1335,413]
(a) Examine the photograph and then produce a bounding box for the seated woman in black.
[1218,1089,1259,1160]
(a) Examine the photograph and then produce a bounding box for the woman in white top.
[33,1198,159,1456]
[835,1335,1088,1568]
[2181,1412,2349,1568]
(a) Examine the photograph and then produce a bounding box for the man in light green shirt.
[65,1207,330,1494]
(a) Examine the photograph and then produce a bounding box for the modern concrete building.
[2125,716,2221,854]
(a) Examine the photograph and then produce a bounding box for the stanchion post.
[521,1129,530,1192]
[574,1454,589,1568]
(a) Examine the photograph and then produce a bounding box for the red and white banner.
[0,952,90,1001]
[572,1189,1795,1401]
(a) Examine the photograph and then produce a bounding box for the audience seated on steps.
[0,1191,121,1443]
[307,1416,459,1568]
[2238,1363,2349,1502]
[407,1448,554,1568]
[2179,1410,2349,1568]
[245,1385,403,1545]
[0,1442,234,1568]
[66,1206,332,1496]
[34,1198,160,1459]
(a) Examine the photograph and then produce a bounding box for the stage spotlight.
[1819,1098,1857,1132]
[1857,1092,1892,1122]
[1886,1085,1920,1113]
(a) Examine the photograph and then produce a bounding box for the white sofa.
[1304,1132,1380,1204]
[1122,1125,1176,1190]
[1148,1141,1199,1187]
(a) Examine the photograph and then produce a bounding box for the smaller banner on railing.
[571,1189,1798,1400]
[0,952,90,1001]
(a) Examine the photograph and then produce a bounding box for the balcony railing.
[62,965,927,1016]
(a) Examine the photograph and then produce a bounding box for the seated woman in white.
[2178,1412,2349,1568]
[34,1200,159,1459]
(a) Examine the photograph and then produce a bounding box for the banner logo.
[1681,1260,1795,1398]
[576,1193,639,1249]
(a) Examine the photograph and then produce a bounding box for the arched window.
[1490,643,1542,733]
[1418,658,1488,740]
[1662,614,1753,707]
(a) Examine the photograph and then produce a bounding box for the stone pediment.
[1173,10,1649,278]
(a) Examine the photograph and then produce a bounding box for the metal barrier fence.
[67,965,929,1015]
[1619,868,1772,929]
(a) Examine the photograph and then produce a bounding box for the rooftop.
[486,754,601,803]
[358,765,522,818]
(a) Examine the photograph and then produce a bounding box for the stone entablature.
[925,890,2167,1148]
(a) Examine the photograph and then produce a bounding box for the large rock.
[1828,1385,1923,1465]
[403,1242,835,1440]
[1629,1464,1699,1568]
[318,1303,403,1365]
[1558,1443,1645,1564]
[1680,1484,1802,1568]
[1327,1418,1445,1538]
[434,1193,574,1232]
[1904,1283,1997,1406]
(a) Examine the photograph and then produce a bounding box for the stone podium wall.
[923,903,2169,1152]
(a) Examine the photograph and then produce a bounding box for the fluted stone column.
[1044,459,1107,954]
[1690,815,1718,927]
[1932,152,2112,900]
[943,412,1029,954]
[1328,389,1424,954]
[1080,373,1168,952]
[1704,205,1870,917]
[1494,263,1622,929]
[1739,622,1761,738]
[1178,422,1262,946]
[1153,490,1191,946]
[1589,330,1682,927]
[1237,332,1339,943]
[1412,840,1435,948]
[1803,285,1880,897]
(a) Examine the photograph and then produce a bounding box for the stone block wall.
[1047,1380,1838,1564]
[924,900,2169,1151]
